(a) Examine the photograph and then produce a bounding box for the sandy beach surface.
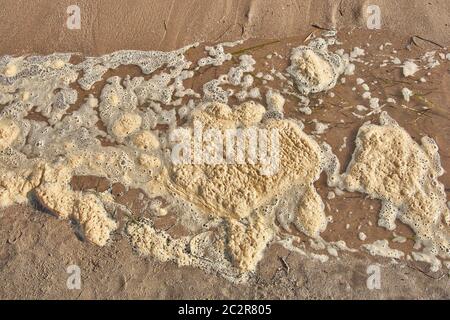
[0,0,449,299]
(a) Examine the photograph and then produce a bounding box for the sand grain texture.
[0,0,449,299]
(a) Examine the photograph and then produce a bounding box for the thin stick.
[230,40,280,56]
[411,35,444,49]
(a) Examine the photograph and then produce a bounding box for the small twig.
[280,256,290,273]
[311,24,333,31]
[338,0,344,16]
[406,263,446,280]
[374,76,412,86]
[230,40,280,56]
[303,32,314,43]
[411,35,444,49]
[414,94,435,108]
[214,24,233,42]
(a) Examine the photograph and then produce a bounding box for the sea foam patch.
[0,33,448,280]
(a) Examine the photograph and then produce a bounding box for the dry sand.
[0,0,449,299]
[1,0,449,55]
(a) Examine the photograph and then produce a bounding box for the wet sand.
[1,0,449,55]
[0,0,449,299]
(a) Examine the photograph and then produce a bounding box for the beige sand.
[0,0,449,299]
